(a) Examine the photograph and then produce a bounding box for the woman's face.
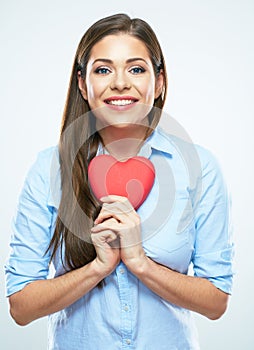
[78,34,163,130]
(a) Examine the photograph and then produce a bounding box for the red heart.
[88,155,155,209]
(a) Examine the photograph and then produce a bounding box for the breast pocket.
[143,225,194,273]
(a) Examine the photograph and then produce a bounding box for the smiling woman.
[79,34,163,108]
[78,33,164,144]
[5,13,234,350]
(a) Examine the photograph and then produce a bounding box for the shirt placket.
[116,262,133,349]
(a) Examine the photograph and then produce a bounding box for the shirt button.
[119,268,125,274]
[125,339,131,345]
[124,305,129,311]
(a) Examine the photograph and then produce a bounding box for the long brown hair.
[48,13,168,271]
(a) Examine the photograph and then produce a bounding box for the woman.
[5,14,234,349]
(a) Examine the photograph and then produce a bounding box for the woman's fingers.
[94,196,139,225]
[91,219,120,275]
[100,196,134,214]
[91,218,119,234]
[91,229,118,245]
[100,195,131,204]
[91,217,121,250]
[93,209,118,225]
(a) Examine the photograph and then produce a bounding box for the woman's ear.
[77,71,88,100]
[154,70,164,99]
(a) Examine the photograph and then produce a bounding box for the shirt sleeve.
[191,147,235,294]
[4,149,55,297]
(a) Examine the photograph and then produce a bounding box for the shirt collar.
[141,126,173,157]
[97,126,173,158]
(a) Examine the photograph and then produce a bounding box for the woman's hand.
[91,195,147,271]
[91,217,121,276]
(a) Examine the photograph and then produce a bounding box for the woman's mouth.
[104,96,138,107]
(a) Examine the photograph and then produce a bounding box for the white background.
[1,0,253,349]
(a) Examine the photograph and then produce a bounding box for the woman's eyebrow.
[92,58,112,65]
[92,57,149,65]
[126,57,148,64]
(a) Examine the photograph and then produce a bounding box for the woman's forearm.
[127,255,229,320]
[9,259,107,326]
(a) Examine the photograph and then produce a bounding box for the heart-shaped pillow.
[88,155,155,209]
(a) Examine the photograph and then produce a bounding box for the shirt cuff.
[4,256,49,297]
[193,244,235,294]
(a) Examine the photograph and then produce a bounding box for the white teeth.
[107,99,135,106]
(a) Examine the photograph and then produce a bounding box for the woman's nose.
[110,71,131,91]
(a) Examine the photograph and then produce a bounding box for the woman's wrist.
[123,252,150,276]
[91,257,117,278]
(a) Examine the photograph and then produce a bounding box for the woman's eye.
[130,66,145,74]
[95,67,111,74]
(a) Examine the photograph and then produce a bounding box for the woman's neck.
[98,124,148,161]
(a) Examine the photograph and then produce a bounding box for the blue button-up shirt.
[5,127,234,350]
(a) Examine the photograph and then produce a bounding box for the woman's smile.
[104,95,139,110]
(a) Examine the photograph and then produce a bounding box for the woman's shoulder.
[25,145,60,186]
[35,145,59,162]
[32,145,59,168]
